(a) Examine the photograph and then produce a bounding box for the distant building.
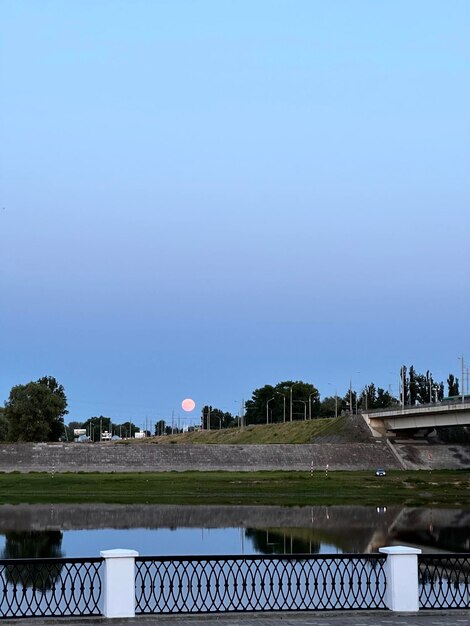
[135,430,146,439]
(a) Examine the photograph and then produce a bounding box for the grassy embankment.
[127,416,349,444]
[0,470,468,507]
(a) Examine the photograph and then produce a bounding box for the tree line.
[0,365,465,442]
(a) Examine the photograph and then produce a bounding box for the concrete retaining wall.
[0,441,400,472]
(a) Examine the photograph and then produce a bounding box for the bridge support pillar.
[379,545,421,611]
[100,548,139,618]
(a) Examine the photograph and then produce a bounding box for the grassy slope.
[128,417,347,445]
[0,470,468,507]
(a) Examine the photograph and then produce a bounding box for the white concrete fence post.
[100,548,139,618]
[379,545,422,612]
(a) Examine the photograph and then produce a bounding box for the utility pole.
[459,356,465,403]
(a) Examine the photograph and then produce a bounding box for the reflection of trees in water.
[245,528,320,555]
[1,531,64,590]
[396,527,470,553]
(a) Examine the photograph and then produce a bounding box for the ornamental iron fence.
[1,549,470,619]
[135,553,387,614]
[0,557,103,618]
[419,554,470,609]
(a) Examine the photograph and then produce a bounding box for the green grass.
[132,417,345,445]
[0,470,468,507]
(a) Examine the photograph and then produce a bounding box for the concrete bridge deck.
[363,401,470,437]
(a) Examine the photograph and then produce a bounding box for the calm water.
[0,504,469,558]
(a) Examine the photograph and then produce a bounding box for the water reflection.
[1,531,64,589]
[0,505,469,557]
[246,529,321,554]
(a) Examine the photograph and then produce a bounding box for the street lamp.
[234,400,244,429]
[275,392,286,423]
[349,373,360,415]
[362,386,368,411]
[295,399,307,421]
[289,385,296,422]
[308,392,316,420]
[266,397,275,424]
[459,355,465,403]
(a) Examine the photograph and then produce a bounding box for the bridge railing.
[363,399,470,415]
[1,547,470,618]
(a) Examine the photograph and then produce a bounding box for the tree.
[154,420,166,436]
[374,388,398,408]
[81,416,110,441]
[244,381,320,425]
[319,396,338,418]
[341,389,357,414]
[114,421,139,438]
[401,365,444,406]
[409,366,417,405]
[357,384,397,410]
[447,374,460,397]
[201,406,236,430]
[5,377,68,442]
[0,408,8,442]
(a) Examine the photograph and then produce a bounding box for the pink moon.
[181,398,196,412]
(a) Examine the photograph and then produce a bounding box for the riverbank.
[0,470,468,506]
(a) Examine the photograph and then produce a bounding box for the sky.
[1,0,469,428]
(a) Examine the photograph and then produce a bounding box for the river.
[1,504,469,559]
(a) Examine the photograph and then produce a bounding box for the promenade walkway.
[2,612,470,626]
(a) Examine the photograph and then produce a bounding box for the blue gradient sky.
[1,1,469,427]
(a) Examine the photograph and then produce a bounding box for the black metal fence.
[0,557,103,618]
[419,554,470,609]
[135,553,387,614]
[3,552,470,618]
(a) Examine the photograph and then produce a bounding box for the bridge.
[362,401,470,437]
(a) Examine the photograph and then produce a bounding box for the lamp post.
[349,379,353,416]
[295,399,307,421]
[308,392,316,420]
[349,373,360,414]
[459,356,465,403]
[289,385,295,422]
[234,400,244,429]
[266,397,275,424]
[276,392,286,422]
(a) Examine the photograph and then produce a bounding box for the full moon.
[181,398,196,412]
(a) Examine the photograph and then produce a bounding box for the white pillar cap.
[100,549,139,558]
[379,546,421,555]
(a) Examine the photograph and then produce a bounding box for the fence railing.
[0,557,103,618]
[135,554,386,614]
[419,554,470,609]
[1,548,469,619]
